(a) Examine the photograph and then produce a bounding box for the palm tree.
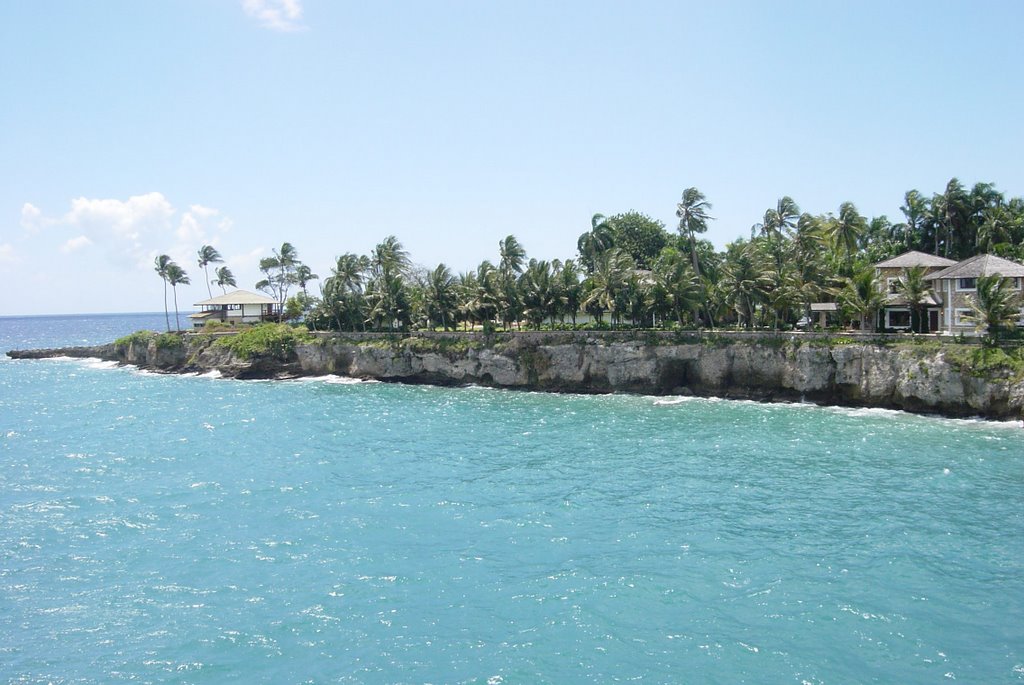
[899,190,928,251]
[583,249,633,325]
[196,245,223,299]
[423,263,457,330]
[719,242,772,329]
[295,264,319,298]
[653,248,700,327]
[328,253,370,294]
[554,259,582,325]
[498,235,527,278]
[154,254,172,331]
[365,237,412,330]
[577,214,615,273]
[826,202,866,276]
[964,274,1021,345]
[165,262,190,331]
[839,267,884,332]
[676,187,713,279]
[895,266,929,333]
[212,265,236,294]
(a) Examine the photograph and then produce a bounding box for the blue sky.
[1,0,1022,315]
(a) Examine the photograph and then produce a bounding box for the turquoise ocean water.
[1,314,1022,684]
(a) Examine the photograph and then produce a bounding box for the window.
[887,277,901,294]
[957,278,976,291]
[1010,277,1021,290]
[954,308,973,327]
[885,309,911,329]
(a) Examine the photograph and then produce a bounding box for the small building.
[190,290,279,328]
[924,254,1024,335]
[874,251,956,332]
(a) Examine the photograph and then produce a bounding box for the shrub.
[114,330,156,349]
[154,333,184,350]
[214,323,312,360]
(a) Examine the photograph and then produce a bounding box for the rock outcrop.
[8,331,1024,420]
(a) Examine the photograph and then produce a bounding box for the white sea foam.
[314,374,378,385]
[652,396,700,405]
[82,359,120,370]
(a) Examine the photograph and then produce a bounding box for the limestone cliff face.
[9,332,1024,419]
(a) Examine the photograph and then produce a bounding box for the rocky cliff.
[9,331,1024,420]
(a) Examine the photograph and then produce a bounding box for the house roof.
[924,254,1024,280]
[193,289,277,306]
[874,250,957,269]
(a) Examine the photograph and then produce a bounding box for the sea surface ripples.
[1,314,1022,683]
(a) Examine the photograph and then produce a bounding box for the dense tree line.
[161,178,1024,335]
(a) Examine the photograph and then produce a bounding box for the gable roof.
[925,254,1024,280]
[874,250,957,269]
[193,289,277,306]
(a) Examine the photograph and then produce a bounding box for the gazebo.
[189,290,279,328]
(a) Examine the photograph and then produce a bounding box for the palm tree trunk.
[163,280,170,332]
[172,285,180,331]
[204,265,212,299]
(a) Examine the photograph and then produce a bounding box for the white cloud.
[21,203,45,231]
[60,235,93,253]
[66,192,174,240]
[241,0,305,31]
[23,192,235,273]
[0,242,15,263]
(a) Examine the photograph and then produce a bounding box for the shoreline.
[8,330,1024,422]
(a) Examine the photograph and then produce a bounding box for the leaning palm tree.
[212,265,236,294]
[676,187,713,279]
[964,274,1021,345]
[196,245,223,299]
[165,262,190,331]
[154,254,172,331]
[498,234,527,278]
[295,264,319,298]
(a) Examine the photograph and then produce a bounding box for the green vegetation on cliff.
[213,323,312,360]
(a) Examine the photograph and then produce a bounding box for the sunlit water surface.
[1,314,1022,683]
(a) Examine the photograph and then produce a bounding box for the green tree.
[212,265,236,294]
[964,274,1021,345]
[498,235,527,278]
[295,264,319,298]
[675,187,713,279]
[423,263,458,330]
[577,213,615,273]
[256,242,303,320]
[196,245,223,299]
[165,262,190,331]
[520,259,556,328]
[898,189,929,251]
[319,253,369,331]
[826,202,866,275]
[366,237,412,330]
[583,248,634,325]
[719,241,771,329]
[839,267,884,331]
[607,211,669,269]
[652,247,700,327]
[553,259,583,325]
[154,254,172,332]
[895,266,929,333]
